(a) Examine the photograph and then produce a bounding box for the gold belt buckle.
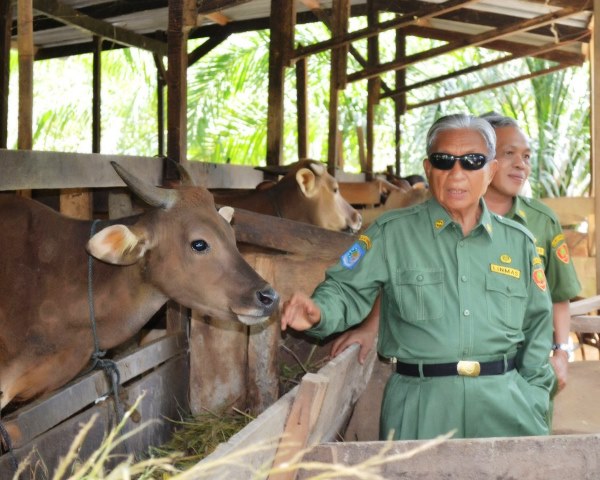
[457,360,481,377]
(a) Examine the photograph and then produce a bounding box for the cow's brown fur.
[212,159,362,232]
[0,175,278,411]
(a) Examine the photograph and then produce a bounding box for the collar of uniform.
[506,195,528,225]
[427,198,493,238]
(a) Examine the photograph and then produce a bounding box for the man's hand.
[330,327,377,364]
[281,292,321,332]
[550,350,568,392]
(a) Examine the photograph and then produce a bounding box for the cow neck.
[86,219,124,422]
[266,186,283,218]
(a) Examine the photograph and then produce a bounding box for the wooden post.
[593,1,600,294]
[327,0,350,174]
[0,0,10,148]
[17,0,33,151]
[267,0,295,166]
[365,0,378,181]
[394,24,407,176]
[154,52,167,157]
[296,57,308,159]
[92,36,102,153]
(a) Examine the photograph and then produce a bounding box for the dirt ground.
[343,334,600,441]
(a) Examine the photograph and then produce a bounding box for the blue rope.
[87,220,124,422]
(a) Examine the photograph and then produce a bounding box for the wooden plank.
[2,332,186,449]
[572,256,597,299]
[198,343,375,477]
[269,373,329,480]
[0,354,188,478]
[570,294,600,316]
[32,0,168,56]
[230,208,356,258]
[541,196,594,226]
[59,188,92,219]
[571,315,600,333]
[0,150,162,190]
[299,433,600,479]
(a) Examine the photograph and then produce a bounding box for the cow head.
[279,159,362,233]
[87,162,279,325]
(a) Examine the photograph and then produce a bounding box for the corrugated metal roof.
[9,0,592,63]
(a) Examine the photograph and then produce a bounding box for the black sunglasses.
[429,152,488,171]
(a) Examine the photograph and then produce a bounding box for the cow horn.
[165,157,197,186]
[111,161,178,209]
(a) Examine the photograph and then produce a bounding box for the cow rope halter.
[86,219,124,423]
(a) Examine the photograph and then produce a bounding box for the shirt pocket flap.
[486,274,527,298]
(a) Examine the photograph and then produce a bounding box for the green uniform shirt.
[307,197,554,440]
[507,196,581,303]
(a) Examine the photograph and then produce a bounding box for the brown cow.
[212,159,362,233]
[360,185,431,227]
[0,162,279,412]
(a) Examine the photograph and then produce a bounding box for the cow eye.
[191,239,210,253]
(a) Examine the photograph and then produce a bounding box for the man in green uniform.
[281,114,555,440]
[481,113,581,392]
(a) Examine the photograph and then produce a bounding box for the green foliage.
[8,25,590,197]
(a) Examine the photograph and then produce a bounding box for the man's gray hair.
[480,111,520,129]
[426,113,496,160]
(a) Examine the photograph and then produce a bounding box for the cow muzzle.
[231,285,280,325]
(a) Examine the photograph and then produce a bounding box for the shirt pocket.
[485,275,527,330]
[396,269,444,323]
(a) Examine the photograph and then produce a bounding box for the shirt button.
[416,275,424,281]
[461,275,467,282]
[463,309,470,316]
[459,241,465,247]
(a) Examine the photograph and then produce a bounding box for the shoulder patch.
[532,268,547,292]
[340,242,366,269]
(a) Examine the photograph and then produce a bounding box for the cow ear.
[87,225,151,265]
[218,206,234,224]
[296,167,318,197]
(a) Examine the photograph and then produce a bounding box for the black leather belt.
[396,357,516,377]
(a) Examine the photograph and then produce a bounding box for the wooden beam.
[266,0,296,166]
[32,0,168,56]
[382,31,590,100]
[187,31,231,67]
[196,0,253,15]
[0,0,10,148]
[407,63,572,110]
[593,0,600,294]
[348,5,588,83]
[292,0,480,61]
[296,57,309,159]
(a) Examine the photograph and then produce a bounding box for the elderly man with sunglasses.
[281,113,554,440]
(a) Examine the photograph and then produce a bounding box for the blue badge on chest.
[341,242,366,269]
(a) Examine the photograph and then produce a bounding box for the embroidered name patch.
[490,264,521,279]
[341,242,366,269]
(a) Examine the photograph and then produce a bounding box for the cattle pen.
[4,1,600,479]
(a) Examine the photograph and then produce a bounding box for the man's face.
[488,125,531,198]
[424,128,497,215]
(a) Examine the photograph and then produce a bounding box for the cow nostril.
[257,287,279,307]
